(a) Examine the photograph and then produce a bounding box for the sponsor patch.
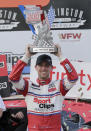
[0,82,7,89]
[48,83,56,92]
[64,64,72,73]
[0,62,4,68]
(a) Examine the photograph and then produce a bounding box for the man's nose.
[41,66,47,70]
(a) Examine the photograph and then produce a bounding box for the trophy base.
[30,47,57,53]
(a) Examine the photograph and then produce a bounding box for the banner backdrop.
[31,53,91,100]
[0,0,91,62]
[0,29,91,63]
[0,0,91,30]
[43,0,91,30]
[0,8,30,31]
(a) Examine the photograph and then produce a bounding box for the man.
[0,95,27,131]
[9,44,78,131]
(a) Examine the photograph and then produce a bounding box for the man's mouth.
[41,72,47,75]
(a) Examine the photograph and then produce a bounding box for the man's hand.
[0,109,3,118]
[53,44,62,58]
[25,44,36,58]
[11,112,24,119]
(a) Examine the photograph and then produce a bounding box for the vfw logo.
[58,33,82,41]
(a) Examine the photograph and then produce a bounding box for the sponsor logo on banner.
[0,8,29,31]
[51,8,86,29]
[0,76,10,97]
[0,0,90,30]
[7,103,23,107]
[0,52,30,74]
[54,9,86,29]
[58,33,82,41]
[0,62,4,68]
[50,66,91,91]
[43,0,91,29]
[0,82,7,89]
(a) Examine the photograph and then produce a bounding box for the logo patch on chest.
[33,97,55,111]
[48,83,56,92]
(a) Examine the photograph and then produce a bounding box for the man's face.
[35,62,52,80]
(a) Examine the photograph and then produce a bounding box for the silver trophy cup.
[24,5,57,53]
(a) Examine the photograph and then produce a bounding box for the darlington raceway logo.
[0,8,29,31]
[51,8,86,29]
[0,8,19,30]
[58,32,82,41]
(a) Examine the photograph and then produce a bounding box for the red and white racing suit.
[9,56,78,131]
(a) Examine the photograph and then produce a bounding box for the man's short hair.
[36,54,52,66]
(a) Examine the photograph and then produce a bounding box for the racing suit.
[9,56,78,131]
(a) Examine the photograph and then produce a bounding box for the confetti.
[81,92,83,97]
[83,113,86,117]
[67,126,69,131]
[63,122,67,126]
[68,101,71,104]
[68,108,71,111]
[78,87,82,92]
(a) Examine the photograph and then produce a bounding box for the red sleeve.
[60,58,78,82]
[60,58,78,96]
[9,60,27,81]
[9,60,28,96]
[60,80,68,96]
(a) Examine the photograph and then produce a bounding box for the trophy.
[24,5,57,53]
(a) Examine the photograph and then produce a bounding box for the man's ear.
[35,65,37,71]
[51,65,53,70]
[50,66,53,71]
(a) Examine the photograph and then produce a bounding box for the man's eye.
[46,65,49,67]
[45,64,50,67]
[39,64,42,67]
